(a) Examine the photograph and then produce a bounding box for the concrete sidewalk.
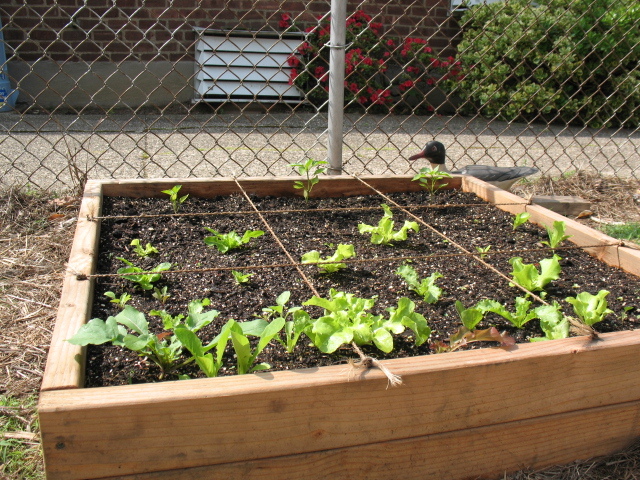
[1,110,638,191]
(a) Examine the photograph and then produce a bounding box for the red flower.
[348,82,360,93]
[287,55,300,67]
[423,46,433,54]
[288,69,298,85]
[279,14,291,29]
[399,80,414,92]
[406,66,421,75]
[359,96,368,104]
[426,78,435,86]
[386,39,395,47]
[363,57,373,66]
[298,42,313,55]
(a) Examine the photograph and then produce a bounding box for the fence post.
[327,0,347,175]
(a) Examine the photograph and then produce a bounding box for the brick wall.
[1,0,461,63]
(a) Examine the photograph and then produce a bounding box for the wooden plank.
[463,175,640,277]
[98,175,460,199]
[39,330,640,480]
[531,195,591,216]
[113,399,640,480]
[40,180,103,392]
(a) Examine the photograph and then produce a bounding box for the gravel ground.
[0,109,638,191]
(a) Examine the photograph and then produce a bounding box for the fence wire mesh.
[0,0,638,192]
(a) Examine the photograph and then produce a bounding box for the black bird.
[409,140,538,190]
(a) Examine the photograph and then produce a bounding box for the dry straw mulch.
[1,171,640,479]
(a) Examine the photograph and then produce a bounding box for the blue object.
[0,17,18,112]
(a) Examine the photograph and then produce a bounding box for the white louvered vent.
[193,29,305,103]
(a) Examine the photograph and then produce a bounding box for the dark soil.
[86,190,640,387]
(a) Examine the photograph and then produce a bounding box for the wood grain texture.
[111,399,640,480]
[98,175,462,199]
[39,330,640,480]
[40,180,103,391]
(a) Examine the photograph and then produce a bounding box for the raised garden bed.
[39,175,640,480]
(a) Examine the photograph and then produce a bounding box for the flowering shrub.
[280,11,457,113]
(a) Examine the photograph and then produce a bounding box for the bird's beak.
[408,151,426,161]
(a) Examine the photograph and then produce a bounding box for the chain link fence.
[0,0,638,192]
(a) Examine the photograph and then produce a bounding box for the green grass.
[600,222,640,244]
[0,395,44,480]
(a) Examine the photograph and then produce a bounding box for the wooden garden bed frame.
[39,175,640,480]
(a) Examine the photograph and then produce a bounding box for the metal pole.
[327,0,347,175]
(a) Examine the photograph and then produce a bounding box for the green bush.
[450,0,640,128]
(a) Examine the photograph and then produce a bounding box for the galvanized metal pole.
[327,0,347,175]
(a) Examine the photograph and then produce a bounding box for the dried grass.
[0,188,78,397]
[514,171,640,224]
[2,177,640,478]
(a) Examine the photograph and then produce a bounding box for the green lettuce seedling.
[412,166,452,195]
[476,297,539,329]
[116,258,172,290]
[130,238,159,257]
[358,204,419,245]
[303,289,430,354]
[289,158,328,201]
[301,243,355,273]
[396,264,443,304]
[475,245,492,259]
[566,290,614,327]
[204,228,264,253]
[67,303,216,378]
[509,254,562,293]
[152,286,170,304]
[512,212,531,231]
[542,221,572,250]
[455,300,485,330]
[104,291,132,309]
[229,317,285,374]
[175,319,234,378]
[232,270,254,285]
[258,291,311,353]
[529,302,569,342]
[161,184,189,213]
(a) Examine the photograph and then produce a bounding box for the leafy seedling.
[358,204,419,245]
[204,228,264,253]
[289,158,329,201]
[104,291,132,309]
[529,302,569,342]
[566,290,613,327]
[229,317,286,374]
[301,243,355,274]
[396,264,443,304]
[68,306,188,378]
[258,291,311,353]
[175,319,234,378]
[152,286,171,304]
[161,184,189,213]
[232,270,254,285]
[476,297,550,329]
[512,212,531,231]
[475,245,491,259]
[542,221,572,250]
[412,166,452,195]
[130,238,159,257]
[303,289,430,354]
[455,300,485,330]
[509,254,562,293]
[116,258,172,291]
